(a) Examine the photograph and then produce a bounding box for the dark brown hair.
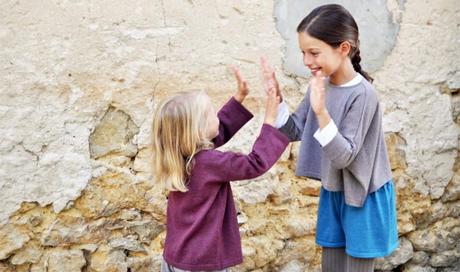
[297,4,373,82]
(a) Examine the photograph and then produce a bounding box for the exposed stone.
[88,245,128,272]
[40,215,110,247]
[74,171,151,219]
[297,178,321,197]
[89,106,139,159]
[407,217,460,252]
[430,247,460,267]
[410,251,430,265]
[0,225,30,260]
[282,214,316,238]
[127,254,162,272]
[10,241,42,265]
[437,259,460,272]
[385,132,407,170]
[30,248,86,272]
[108,235,146,252]
[0,262,15,272]
[375,237,413,271]
[402,264,436,272]
[279,259,305,272]
[244,236,285,267]
[442,174,460,202]
[271,237,321,270]
[450,92,460,123]
[121,218,165,243]
[233,174,277,204]
[119,208,142,221]
[132,148,153,174]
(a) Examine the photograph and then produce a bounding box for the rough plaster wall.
[0,0,286,223]
[373,0,460,199]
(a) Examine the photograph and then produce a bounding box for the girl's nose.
[303,54,313,67]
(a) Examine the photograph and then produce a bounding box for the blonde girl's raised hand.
[264,87,281,126]
[260,57,282,101]
[232,66,249,103]
[309,70,331,128]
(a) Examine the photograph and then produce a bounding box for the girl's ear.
[339,41,351,57]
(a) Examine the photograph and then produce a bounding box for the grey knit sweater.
[280,78,392,207]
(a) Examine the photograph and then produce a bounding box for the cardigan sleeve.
[212,97,254,148]
[202,124,289,182]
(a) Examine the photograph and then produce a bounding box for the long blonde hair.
[151,90,214,192]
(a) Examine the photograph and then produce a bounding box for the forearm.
[316,110,332,129]
[212,97,253,147]
[233,94,246,104]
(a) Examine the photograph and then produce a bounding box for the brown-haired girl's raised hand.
[260,57,282,101]
[264,87,281,126]
[309,70,331,129]
[232,66,249,103]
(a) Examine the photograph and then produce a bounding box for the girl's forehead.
[298,32,327,49]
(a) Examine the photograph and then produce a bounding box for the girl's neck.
[329,58,357,86]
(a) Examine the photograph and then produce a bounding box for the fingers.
[242,80,248,91]
[260,56,270,71]
[232,66,244,83]
[232,66,249,93]
[267,87,280,105]
[260,56,274,77]
[311,71,326,90]
[260,57,281,98]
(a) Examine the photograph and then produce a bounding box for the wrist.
[316,110,331,129]
[234,94,245,103]
[263,117,275,126]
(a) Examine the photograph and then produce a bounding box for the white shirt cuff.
[313,119,338,146]
[274,101,290,128]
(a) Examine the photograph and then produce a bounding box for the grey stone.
[410,251,430,265]
[0,225,30,260]
[89,106,139,159]
[10,241,42,265]
[375,237,414,270]
[402,264,436,272]
[430,247,460,267]
[279,259,305,272]
[442,174,460,202]
[108,235,146,252]
[407,217,460,252]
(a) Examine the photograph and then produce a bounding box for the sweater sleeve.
[322,89,379,169]
[279,91,310,142]
[203,124,289,182]
[212,97,254,148]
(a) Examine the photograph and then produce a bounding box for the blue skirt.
[316,180,399,258]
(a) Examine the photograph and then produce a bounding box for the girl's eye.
[311,52,319,57]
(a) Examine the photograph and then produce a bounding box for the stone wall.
[0,0,458,271]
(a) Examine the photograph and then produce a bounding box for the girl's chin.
[310,69,323,76]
